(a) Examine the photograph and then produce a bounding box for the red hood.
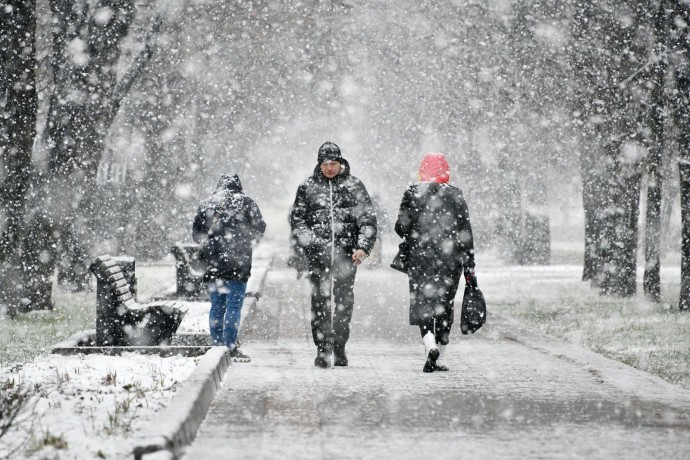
[418,152,450,183]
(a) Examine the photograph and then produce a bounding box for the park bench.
[170,242,206,299]
[90,255,188,346]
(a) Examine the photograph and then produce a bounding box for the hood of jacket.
[216,173,243,193]
[418,152,450,183]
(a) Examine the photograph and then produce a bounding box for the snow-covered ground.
[0,255,265,459]
[0,352,198,459]
[0,273,214,460]
[2,242,689,458]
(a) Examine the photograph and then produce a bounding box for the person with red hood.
[394,153,477,372]
[290,142,377,368]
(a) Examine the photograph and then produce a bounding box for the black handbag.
[460,284,486,334]
[390,240,409,273]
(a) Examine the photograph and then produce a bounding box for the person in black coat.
[395,152,477,373]
[193,173,266,362]
[290,141,377,368]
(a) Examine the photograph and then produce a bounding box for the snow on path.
[183,268,690,459]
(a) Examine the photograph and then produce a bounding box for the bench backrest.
[170,242,205,299]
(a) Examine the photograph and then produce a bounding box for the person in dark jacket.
[395,152,477,373]
[290,141,377,368]
[193,173,266,362]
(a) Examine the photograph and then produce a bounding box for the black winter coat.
[395,182,475,273]
[290,159,377,270]
[192,174,266,282]
[395,182,475,325]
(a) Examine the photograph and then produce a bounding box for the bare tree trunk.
[668,0,690,310]
[20,0,160,309]
[680,155,690,311]
[571,0,603,282]
[678,77,690,311]
[598,140,642,297]
[0,0,37,316]
[643,0,671,302]
[619,157,643,296]
[643,65,666,301]
[581,140,605,282]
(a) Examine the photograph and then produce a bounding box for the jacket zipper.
[329,180,335,267]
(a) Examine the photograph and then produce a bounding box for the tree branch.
[108,13,164,122]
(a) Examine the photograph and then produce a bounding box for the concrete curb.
[131,346,230,460]
[130,245,274,459]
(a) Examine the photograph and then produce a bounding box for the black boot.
[334,343,348,367]
[423,348,440,373]
[314,347,331,368]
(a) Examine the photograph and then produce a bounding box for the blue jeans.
[208,279,247,349]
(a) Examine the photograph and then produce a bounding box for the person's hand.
[352,249,367,266]
[464,269,478,288]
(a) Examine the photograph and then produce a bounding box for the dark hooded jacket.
[290,158,377,270]
[192,174,266,282]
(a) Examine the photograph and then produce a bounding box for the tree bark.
[668,0,690,310]
[678,160,690,311]
[581,142,605,282]
[571,0,603,282]
[643,0,671,302]
[598,140,642,297]
[680,158,690,310]
[0,0,37,315]
[678,73,690,310]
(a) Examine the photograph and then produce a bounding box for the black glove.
[464,268,478,288]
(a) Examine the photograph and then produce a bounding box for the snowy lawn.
[0,260,203,459]
[482,243,690,390]
[0,352,199,459]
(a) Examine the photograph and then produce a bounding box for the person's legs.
[309,267,333,367]
[418,321,433,338]
[433,320,452,371]
[332,262,356,366]
[420,318,439,373]
[408,268,437,326]
[222,280,248,349]
[333,259,356,341]
[208,281,226,346]
[432,272,460,371]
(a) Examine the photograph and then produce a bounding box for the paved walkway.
[182,267,690,459]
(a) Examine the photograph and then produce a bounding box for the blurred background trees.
[2,0,690,313]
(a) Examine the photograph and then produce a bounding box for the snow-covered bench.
[169,242,206,299]
[90,255,187,346]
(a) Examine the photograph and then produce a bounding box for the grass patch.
[483,249,690,390]
[0,262,176,369]
[0,289,94,368]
